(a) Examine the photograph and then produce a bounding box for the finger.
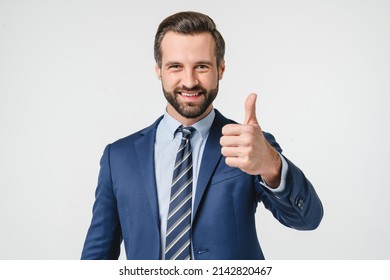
[225,157,245,169]
[222,123,256,136]
[220,136,238,147]
[222,124,242,136]
[220,135,250,147]
[244,93,258,125]
[221,146,242,158]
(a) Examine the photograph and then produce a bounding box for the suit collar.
[160,109,216,141]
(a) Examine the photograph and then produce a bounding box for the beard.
[162,83,219,119]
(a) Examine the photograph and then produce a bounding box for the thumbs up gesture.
[220,93,282,188]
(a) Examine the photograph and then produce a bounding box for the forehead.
[160,31,216,63]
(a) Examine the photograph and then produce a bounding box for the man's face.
[156,31,225,124]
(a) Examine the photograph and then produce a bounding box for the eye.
[196,64,209,71]
[168,64,181,70]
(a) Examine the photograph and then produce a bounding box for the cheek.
[201,74,219,88]
[161,74,180,89]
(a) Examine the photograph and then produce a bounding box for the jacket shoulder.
[109,116,163,149]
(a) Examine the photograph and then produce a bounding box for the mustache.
[174,85,207,93]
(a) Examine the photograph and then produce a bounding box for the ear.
[155,63,162,80]
[218,60,225,80]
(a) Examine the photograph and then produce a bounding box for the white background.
[0,0,389,259]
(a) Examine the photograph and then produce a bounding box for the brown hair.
[154,11,225,67]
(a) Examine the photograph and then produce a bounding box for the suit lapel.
[193,110,229,219]
[134,117,163,228]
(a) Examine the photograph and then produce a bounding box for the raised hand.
[220,93,282,188]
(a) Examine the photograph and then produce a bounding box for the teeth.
[181,92,199,97]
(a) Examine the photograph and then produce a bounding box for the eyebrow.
[164,60,214,66]
[196,61,214,66]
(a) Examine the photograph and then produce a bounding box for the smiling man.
[157,31,221,124]
[81,11,323,260]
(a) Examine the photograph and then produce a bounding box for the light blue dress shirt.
[154,108,288,258]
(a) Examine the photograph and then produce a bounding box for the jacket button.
[296,198,304,210]
[196,249,208,254]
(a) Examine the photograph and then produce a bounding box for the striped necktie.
[165,126,195,260]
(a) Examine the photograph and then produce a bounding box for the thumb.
[244,93,258,125]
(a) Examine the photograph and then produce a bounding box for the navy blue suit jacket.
[81,110,323,259]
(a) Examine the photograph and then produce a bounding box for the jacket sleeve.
[81,145,122,259]
[256,133,324,230]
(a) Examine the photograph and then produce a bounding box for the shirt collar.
[161,109,216,141]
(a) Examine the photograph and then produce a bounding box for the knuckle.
[244,125,254,133]
[242,156,250,165]
[241,136,252,147]
[246,145,254,155]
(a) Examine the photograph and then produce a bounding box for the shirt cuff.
[260,153,288,193]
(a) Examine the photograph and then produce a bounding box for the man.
[81,11,323,260]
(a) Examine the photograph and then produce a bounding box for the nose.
[181,69,199,89]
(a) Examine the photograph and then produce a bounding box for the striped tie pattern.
[165,126,195,260]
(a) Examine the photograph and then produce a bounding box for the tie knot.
[179,126,195,140]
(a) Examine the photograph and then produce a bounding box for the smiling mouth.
[180,92,201,97]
